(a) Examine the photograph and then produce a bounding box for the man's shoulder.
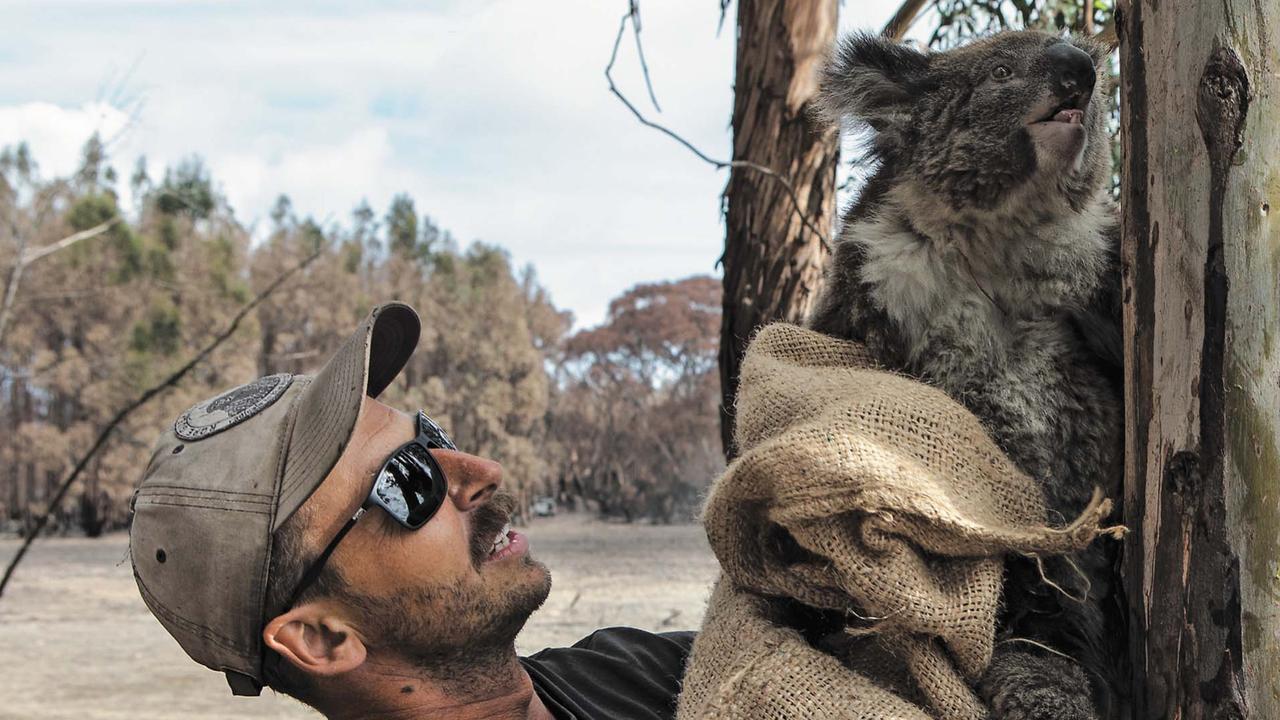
[521,627,697,720]
[523,626,696,682]
[550,626,696,657]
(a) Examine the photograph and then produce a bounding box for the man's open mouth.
[468,491,520,567]
[488,523,512,556]
[484,523,529,563]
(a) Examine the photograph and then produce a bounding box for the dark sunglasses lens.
[374,443,446,528]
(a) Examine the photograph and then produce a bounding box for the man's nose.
[437,450,501,511]
[1047,42,1096,101]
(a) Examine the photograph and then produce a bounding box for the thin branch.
[0,249,321,600]
[0,218,120,350]
[0,215,31,351]
[882,0,930,40]
[628,0,662,112]
[2,193,209,346]
[604,6,832,251]
[97,54,147,154]
[20,218,119,265]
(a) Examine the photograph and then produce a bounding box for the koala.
[807,31,1125,720]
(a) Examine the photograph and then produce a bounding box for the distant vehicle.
[530,497,556,517]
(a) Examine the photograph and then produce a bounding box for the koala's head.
[820,31,1111,213]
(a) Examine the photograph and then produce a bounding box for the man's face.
[298,398,552,681]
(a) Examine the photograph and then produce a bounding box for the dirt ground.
[0,514,719,720]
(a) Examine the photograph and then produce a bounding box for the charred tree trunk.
[1119,0,1279,716]
[719,0,839,457]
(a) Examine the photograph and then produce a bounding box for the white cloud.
[0,101,132,179]
[214,126,416,229]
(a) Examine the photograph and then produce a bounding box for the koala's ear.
[818,33,930,130]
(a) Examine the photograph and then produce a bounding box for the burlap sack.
[676,323,1119,720]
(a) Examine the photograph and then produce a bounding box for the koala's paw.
[984,687,1097,720]
[980,648,1099,720]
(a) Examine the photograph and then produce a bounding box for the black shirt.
[520,627,696,720]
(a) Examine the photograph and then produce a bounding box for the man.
[130,303,695,719]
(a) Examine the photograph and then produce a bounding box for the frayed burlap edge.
[676,324,1122,720]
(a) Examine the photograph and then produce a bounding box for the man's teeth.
[489,523,512,555]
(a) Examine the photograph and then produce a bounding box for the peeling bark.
[1119,1,1278,716]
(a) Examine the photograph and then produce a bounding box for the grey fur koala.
[807,31,1126,720]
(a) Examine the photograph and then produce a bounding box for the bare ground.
[0,514,718,720]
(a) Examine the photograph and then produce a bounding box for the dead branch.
[21,218,119,265]
[605,5,832,251]
[883,0,930,40]
[627,0,662,112]
[0,249,321,600]
[0,218,120,350]
[0,216,31,352]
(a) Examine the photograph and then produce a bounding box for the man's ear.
[263,603,367,677]
[818,32,930,131]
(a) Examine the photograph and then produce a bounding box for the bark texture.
[719,0,839,456]
[1119,0,1279,716]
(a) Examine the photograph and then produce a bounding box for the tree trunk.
[719,0,839,457]
[1119,1,1279,716]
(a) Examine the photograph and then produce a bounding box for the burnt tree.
[1119,0,1279,716]
[718,0,840,456]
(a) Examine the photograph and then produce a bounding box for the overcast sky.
[1,0,910,328]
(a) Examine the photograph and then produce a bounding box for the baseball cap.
[129,302,420,696]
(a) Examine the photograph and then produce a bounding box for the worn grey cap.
[129,302,420,696]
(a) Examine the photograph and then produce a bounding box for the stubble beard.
[340,493,553,697]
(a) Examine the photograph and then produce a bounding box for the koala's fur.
[808,31,1125,720]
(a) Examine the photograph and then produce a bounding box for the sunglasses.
[282,410,456,611]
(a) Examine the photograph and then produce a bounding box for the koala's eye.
[990,64,1013,80]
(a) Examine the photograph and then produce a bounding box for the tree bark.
[1119,1,1278,716]
[719,0,839,457]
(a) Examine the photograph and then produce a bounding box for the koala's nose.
[1047,42,1096,101]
